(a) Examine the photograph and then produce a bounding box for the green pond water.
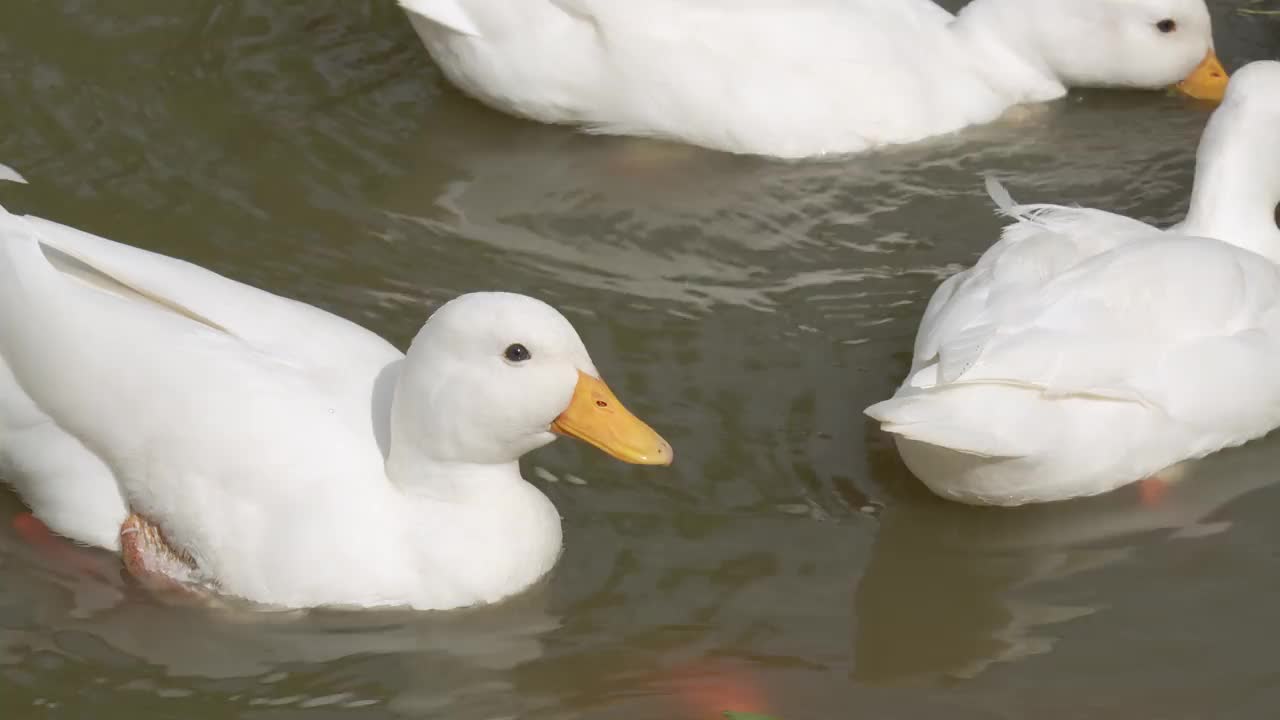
[0,1,1278,718]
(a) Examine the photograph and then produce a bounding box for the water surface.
[1,2,1279,718]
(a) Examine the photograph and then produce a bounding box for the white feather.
[869,61,1280,506]
[398,0,480,36]
[0,206,670,609]
[397,0,1220,157]
[0,163,27,184]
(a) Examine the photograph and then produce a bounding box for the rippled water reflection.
[1,1,1279,718]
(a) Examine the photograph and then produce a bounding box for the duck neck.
[361,329,565,607]
[380,370,561,569]
[385,449,526,501]
[1181,114,1280,262]
[382,447,563,608]
[950,0,1069,104]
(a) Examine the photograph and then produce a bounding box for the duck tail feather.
[0,163,28,185]
[398,0,481,36]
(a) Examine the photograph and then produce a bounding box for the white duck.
[399,0,1229,159]
[0,192,672,610]
[866,60,1280,506]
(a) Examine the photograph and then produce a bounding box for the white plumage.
[399,0,1226,158]
[867,61,1280,505]
[0,198,671,609]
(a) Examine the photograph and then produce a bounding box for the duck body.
[873,216,1280,505]
[0,200,670,609]
[867,61,1280,505]
[0,218,548,608]
[400,0,1224,158]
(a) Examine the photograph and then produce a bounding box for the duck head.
[969,0,1228,101]
[390,292,673,468]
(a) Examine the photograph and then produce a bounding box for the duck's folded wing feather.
[398,0,481,36]
[873,236,1280,456]
[557,0,951,17]
[962,237,1280,391]
[556,0,959,117]
[912,199,1164,374]
[0,210,377,536]
[16,214,399,375]
[573,0,953,68]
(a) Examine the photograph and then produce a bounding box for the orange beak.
[1175,50,1228,102]
[551,371,673,466]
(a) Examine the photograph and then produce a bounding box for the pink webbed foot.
[11,512,118,582]
[1137,477,1170,507]
[119,513,215,601]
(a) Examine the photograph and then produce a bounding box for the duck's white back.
[403,0,1027,157]
[0,209,418,605]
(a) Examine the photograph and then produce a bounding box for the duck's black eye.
[503,343,531,363]
[1156,18,1177,33]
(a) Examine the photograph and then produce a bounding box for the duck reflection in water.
[852,427,1280,684]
